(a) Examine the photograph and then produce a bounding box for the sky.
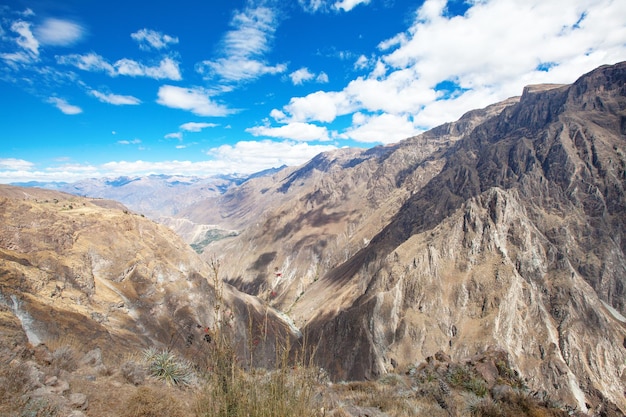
[1,0,625,183]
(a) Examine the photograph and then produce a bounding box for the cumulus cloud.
[288,67,329,85]
[156,85,232,116]
[289,67,314,85]
[273,0,626,142]
[316,71,329,83]
[377,0,626,115]
[196,6,286,84]
[180,122,218,132]
[208,140,337,173]
[339,112,421,144]
[131,28,179,50]
[90,90,141,105]
[47,97,82,114]
[275,90,354,123]
[35,18,84,46]
[246,122,330,141]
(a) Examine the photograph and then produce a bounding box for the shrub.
[466,396,503,417]
[52,346,77,372]
[0,361,33,398]
[446,364,488,397]
[143,348,193,386]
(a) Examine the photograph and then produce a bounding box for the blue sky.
[1,0,626,183]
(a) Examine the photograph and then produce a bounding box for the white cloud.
[246,122,330,141]
[0,140,338,183]
[382,0,626,93]
[208,140,337,173]
[165,132,183,140]
[56,53,115,74]
[10,21,39,59]
[289,67,315,85]
[276,90,354,123]
[156,85,232,116]
[131,28,179,50]
[117,139,142,145]
[47,97,82,114]
[316,72,329,83]
[196,6,286,83]
[288,67,330,85]
[0,164,99,184]
[333,0,371,12]
[90,90,141,105]
[180,122,218,132]
[339,112,421,143]
[1,51,34,64]
[35,18,84,46]
[298,0,370,13]
[57,54,182,80]
[354,55,369,69]
[273,0,626,142]
[115,57,182,80]
[298,0,327,13]
[0,158,35,170]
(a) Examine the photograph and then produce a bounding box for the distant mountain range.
[13,168,286,219]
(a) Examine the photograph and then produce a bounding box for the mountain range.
[3,61,626,415]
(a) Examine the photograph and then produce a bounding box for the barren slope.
[0,185,296,366]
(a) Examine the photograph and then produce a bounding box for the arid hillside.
[0,185,297,366]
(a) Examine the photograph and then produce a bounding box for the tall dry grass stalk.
[193,257,322,417]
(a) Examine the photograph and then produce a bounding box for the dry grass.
[0,361,36,416]
[120,386,188,417]
[0,341,576,417]
[331,379,418,417]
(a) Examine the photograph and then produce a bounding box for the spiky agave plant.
[143,348,193,386]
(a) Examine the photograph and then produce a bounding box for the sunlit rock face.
[197,62,626,414]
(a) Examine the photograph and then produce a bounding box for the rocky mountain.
[184,62,626,414]
[0,185,298,370]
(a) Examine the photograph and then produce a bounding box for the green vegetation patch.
[191,229,239,254]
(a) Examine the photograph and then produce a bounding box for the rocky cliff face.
[194,62,626,414]
[0,186,296,367]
